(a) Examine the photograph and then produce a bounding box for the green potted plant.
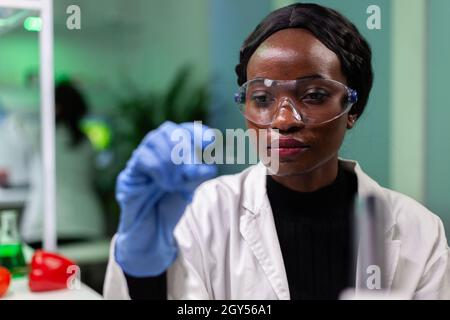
[95,65,210,235]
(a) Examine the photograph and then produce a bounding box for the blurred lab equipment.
[0,210,28,278]
[355,194,387,291]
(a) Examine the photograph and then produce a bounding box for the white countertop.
[2,277,103,300]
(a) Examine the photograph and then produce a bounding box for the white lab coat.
[103,159,450,300]
[21,125,105,242]
[0,113,32,186]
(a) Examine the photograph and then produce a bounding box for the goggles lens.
[234,77,358,126]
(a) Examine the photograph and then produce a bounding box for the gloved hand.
[114,121,217,277]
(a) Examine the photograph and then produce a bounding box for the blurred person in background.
[21,80,105,248]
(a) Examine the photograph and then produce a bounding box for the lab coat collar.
[240,159,400,298]
[239,163,290,299]
[242,158,396,235]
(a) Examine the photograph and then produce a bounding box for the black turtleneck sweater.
[266,163,358,300]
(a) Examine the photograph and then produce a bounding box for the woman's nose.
[270,98,304,131]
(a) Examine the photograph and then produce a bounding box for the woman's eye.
[302,91,329,104]
[250,93,272,106]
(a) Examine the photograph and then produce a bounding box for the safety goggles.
[234,77,358,126]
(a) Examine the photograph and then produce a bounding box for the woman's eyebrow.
[295,74,326,81]
[250,74,326,81]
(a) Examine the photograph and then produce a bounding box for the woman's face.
[246,28,355,177]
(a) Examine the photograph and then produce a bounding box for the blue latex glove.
[115,121,217,277]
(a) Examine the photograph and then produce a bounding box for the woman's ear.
[347,114,358,129]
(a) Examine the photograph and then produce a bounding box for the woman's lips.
[268,138,310,158]
[275,147,309,157]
